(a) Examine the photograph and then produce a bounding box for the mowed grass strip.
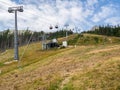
[0,42,74,75]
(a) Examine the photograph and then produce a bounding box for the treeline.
[0,29,73,51]
[84,25,120,37]
[0,29,42,51]
[47,30,73,40]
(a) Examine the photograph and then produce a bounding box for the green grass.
[0,43,73,75]
[62,57,120,90]
[0,62,4,67]
[0,34,120,90]
[68,34,120,46]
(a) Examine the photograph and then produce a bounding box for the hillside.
[0,34,120,90]
[68,33,120,45]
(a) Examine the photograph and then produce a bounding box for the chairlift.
[8,8,14,13]
[18,6,23,12]
[64,24,69,27]
[49,25,53,29]
[55,25,58,29]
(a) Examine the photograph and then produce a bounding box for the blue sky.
[0,0,120,32]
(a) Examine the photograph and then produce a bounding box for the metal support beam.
[8,6,23,60]
[14,10,19,60]
[66,30,68,41]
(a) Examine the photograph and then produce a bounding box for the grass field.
[0,34,120,90]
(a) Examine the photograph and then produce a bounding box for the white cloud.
[105,17,120,25]
[0,0,89,31]
[92,5,117,22]
[86,0,98,6]
[0,0,120,32]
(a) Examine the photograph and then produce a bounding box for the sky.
[0,0,120,32]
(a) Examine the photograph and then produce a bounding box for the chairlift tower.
[49,24,59,39]
[64,24,69,41]
[42,32,47,50]
[8,6,23,60]
[55,24,59,38]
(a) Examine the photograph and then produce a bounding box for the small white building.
[52,38,58,43]
[62,41,67,47]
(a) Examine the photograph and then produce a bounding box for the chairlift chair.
[18,6,23,12]
[55,25,58,29]
[49,25,53,29]
[8,8,14,13]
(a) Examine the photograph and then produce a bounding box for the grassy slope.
[0,34,120,90]
[68,33,120,45]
